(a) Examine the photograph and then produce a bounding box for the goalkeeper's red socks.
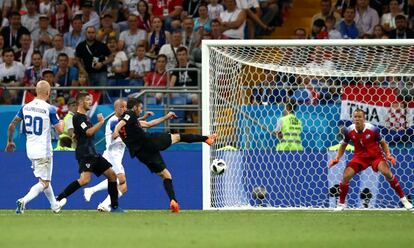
[339,181,349,204]
[387,175,405,198]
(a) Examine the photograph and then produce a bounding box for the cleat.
[400,197,413,210]
[52,198,67,213]
[110,206,125,213]
[83,188,93,202]
[205,133,217,146]
[97,203,111,212]
[170,199,180,213]
[16,199,25,214]
[334,203,345,212]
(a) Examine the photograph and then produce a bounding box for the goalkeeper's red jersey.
[342,123,384,159]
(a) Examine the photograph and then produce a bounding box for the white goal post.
[202,39,414,210]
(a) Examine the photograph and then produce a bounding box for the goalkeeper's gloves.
[386,153,396,166]
[329,157,339,169]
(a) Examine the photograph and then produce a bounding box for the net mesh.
[207,42,414,209]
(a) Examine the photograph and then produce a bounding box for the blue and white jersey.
[17,98,60,159]
[105,115,126,160]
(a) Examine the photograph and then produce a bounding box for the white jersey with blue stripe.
[17,98,60,159]
[105,115,126,160]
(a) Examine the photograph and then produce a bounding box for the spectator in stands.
[1,11,30,50]
[80,1,100,32]
[122,0,140,17]
[159,29,184,70]
[53,53,79,88]
[251,70,285,105]
[381,0,405,32]
[354,0,379,36]
[325,15,342,39]
[237,0,275,38]
[148,0,183,31]
[147,16,170,57]
[338,7,362,39]
[219,0,246,39]
[0,48,25,104]
[210,18,229,39]
[144,54,169,104]
[50,0,72,34]
[398,80,414,102]
[40,0,52,15]
[43,34,75,67]
[32,15,59,54]
[388,15,414,38]
[0,34,4,63]
[181,16,200,56]
[14,34,33,67]
[292,27,307,39]
[63,16,85,50]
[372,24,388,39]
[118,14,147,59]
[41,68,62,106]
[335,0,356,17]
[96,13,120,43]
[94,0,119,21]
[75,26,112,86]
[136,0,152,32]
[194,3,212,34]
[107,37,129,83]
[22,51,44,103]
[309,19,328,39]
[208,0,224,20]
[21,0,40,33]
[275,98,303,151]
[312,0,342,27]
[129,44,151,85]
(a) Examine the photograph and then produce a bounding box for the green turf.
[0,210,413,248]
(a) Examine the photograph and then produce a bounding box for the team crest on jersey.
[124,114,130,121]
[366,134,371,139]
[85,163,91,168]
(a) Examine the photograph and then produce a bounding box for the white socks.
[101,190,123,208]
[88,179,109,194]
[43,184,57,208]
[22,182,45,204]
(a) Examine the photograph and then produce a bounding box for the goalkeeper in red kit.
[329,109,413,211]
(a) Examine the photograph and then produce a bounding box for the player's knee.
[158,169,172,180]
[119,182,127,193]
[78,175,91,186]
[171,134,180,144]
[106,169,117,181]
[40,180,49,189]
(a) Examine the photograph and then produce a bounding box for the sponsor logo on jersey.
[81,122,87,129]
[366,134,371,139]
[124,114,130,121]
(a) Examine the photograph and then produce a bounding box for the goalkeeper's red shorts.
[347,156,386,173]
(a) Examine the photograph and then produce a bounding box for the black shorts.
[135,132,172,173]
[78,155,112,176]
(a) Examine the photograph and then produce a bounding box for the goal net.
[202,40,414,210]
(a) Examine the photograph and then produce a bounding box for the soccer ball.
[252,186,267,200]
[211,159,227,175]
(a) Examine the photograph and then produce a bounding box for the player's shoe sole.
[205,133,217,146]
[16,199,25,214]
[83,188,93,202]
[170,200,180,213]
[52,198,67,213]
[97,203,111,212]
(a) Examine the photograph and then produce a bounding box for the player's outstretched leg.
[335,166,356,211]
[378,162,413,210]
[173,133,217,145]
[84,179,108,202]
[16,181,46,214]
[56,172,91,203]
[43,183,66,213]
[158,169,179,213]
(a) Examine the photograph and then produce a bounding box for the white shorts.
[31,157,53,181]
[102,151,125,175]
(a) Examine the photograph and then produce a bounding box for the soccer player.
[6,80,65,214]
[83,99,153,211]
[329,108,413,211]
[55,92,123,212]
[113,98,217,213]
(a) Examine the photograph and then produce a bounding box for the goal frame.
[201,39,414,210]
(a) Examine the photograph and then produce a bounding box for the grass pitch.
[0,210,413,248]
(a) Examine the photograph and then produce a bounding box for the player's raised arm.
[6,116,22,152]
[85,113,105,137]
[113,119,126,139]
[138,111,154,121]
[140,111,177,128]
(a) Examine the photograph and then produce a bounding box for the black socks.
[180,134,207,143]
[56,180,81,201]
[163,179,176,201]
[108,181,119,209]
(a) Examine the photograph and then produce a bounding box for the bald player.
[6,80,66,214]
[83,99,154,211]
